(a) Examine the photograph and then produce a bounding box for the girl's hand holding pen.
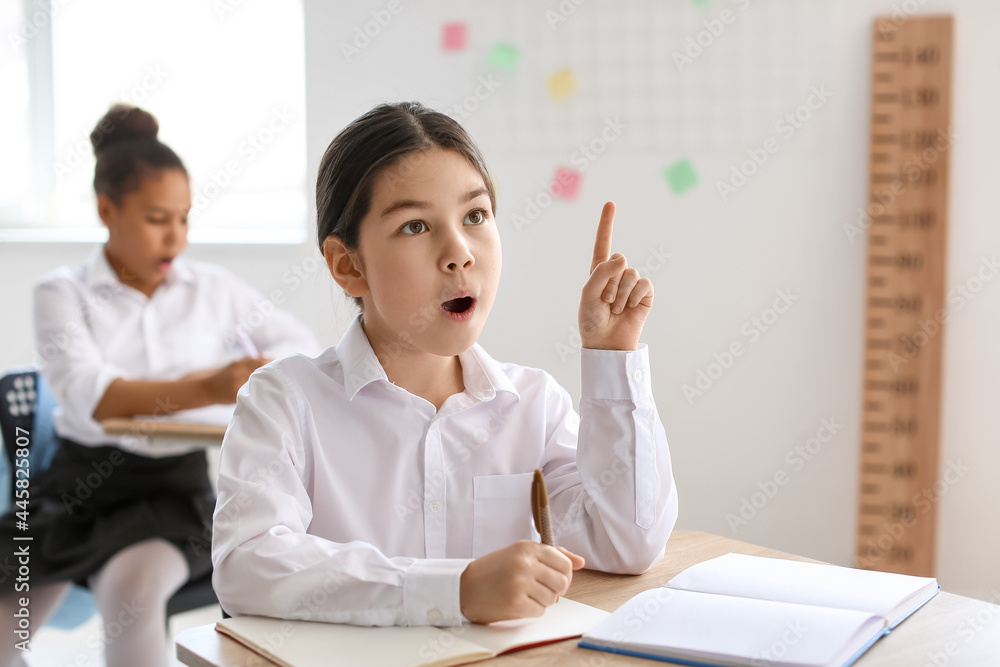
[460,541,585,624]
[579,201,653,351]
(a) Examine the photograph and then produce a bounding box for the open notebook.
[216,597,609,667]
[579,553,939,667]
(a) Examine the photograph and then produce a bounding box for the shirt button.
[632,369,643,383]
[427,608,444,625]
[429,500,442,512]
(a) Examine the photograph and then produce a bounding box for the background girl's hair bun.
[90,104,160,158]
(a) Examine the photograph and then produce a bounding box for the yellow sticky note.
[547,68,576,101]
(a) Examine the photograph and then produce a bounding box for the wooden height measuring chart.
[856,15,953,578]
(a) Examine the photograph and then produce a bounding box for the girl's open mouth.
[441,296,475,321]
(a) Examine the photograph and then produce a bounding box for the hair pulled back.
[91,104,186,205]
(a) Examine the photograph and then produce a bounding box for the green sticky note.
[692,0,710,5]
[664,159,699,194]
[488,43,520,70]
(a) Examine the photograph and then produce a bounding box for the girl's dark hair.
[315,101,497,312]
[91,104,187,204]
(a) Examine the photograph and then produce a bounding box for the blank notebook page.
[583,588,885,667]
[665,553,937,625]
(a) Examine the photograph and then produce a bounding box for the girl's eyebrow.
[380,187,489,218]
[146,205,191,214]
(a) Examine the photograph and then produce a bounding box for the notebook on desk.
[155,403,235,426]
[215,596,610,667]
[579,553,940,667]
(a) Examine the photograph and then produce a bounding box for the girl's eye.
[147,218,167,224]
[465,209,487,225]
[401,221,427,235]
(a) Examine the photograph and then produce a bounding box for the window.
[1,0,307,243]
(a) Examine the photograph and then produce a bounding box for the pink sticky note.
[553,167,581,199]
[442,22,467,51]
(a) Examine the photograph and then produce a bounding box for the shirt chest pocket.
[472,473,539,558]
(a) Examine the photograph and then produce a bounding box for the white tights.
[0,538,190,667]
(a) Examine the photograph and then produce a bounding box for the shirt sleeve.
[227,277,321,358]
[33,277,128,424]
[541,343,678,574]
[211,363,472,626]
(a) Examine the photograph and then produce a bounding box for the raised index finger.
[590,201,616,273]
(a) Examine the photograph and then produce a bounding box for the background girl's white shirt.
[212,313,678,627]
[33,246,321,457]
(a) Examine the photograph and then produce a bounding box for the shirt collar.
[337,314,520,404]
[85,245,196,291]
[85,246,120,289]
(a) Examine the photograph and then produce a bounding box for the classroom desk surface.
[101,417,228,439]
[175,530,1000,666]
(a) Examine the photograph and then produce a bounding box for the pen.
[531,469,554,546]
[236,331,260,358]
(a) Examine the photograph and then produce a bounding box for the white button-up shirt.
[212,314,678,626]
[33,247,320,457]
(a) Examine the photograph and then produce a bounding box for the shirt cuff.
[581,343,651,401]
[82,364,128,422]
[403,558,474,626]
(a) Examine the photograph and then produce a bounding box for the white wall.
[0,0,997,602]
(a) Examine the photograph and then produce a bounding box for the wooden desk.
[101,418,227,439]
[175,530,1000,666]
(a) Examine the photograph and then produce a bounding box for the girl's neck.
[362,321,466,411]
[104,245,159,298]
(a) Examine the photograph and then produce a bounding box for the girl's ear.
[96,193,117,229]
[323,235,369,298]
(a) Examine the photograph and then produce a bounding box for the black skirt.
[0,438,214,592]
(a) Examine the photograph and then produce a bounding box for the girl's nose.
[164,219,186,248]
[441,234,475,272]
